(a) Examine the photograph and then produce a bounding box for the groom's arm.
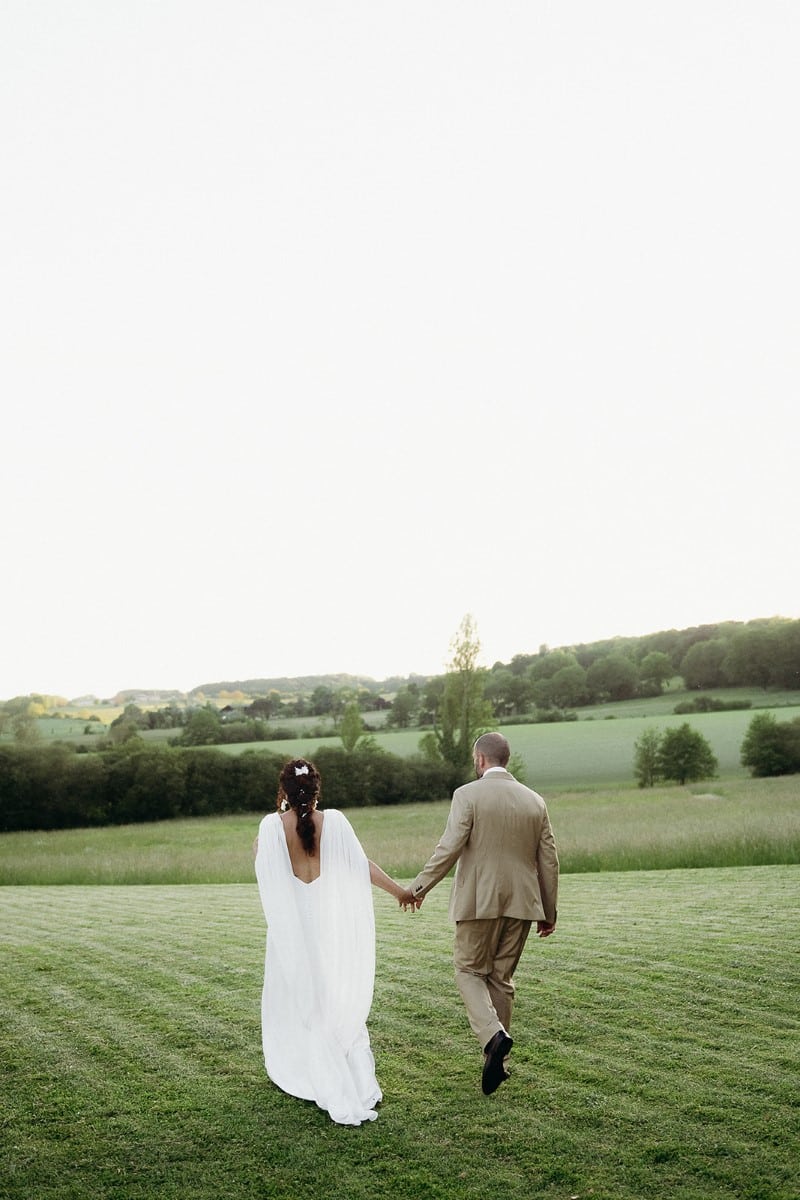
[536,807,559,926]
[409,789,474,903]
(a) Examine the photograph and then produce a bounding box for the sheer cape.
[255,808,381,1125]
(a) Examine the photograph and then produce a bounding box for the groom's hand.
[398,887,422,911]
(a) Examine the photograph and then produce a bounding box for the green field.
[2,867,798,1200]
[212,704,800,790]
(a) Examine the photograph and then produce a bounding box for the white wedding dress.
[255,808,382,1125]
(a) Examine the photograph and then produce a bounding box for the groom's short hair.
[474,732,510,767]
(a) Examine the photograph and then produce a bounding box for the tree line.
[385,617,800,727]
[0,742,462,834]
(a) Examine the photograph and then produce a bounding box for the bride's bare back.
[280,809,324,882]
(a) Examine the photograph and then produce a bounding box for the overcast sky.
[2,1,798,699]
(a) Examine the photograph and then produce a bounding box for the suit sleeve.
[536,807,559,925]
[410,790,473,900]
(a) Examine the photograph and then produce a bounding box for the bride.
[254,757,414,1126]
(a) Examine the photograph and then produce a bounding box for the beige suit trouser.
[453,916,533,1050]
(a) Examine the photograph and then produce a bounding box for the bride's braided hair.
[277,758,321,855]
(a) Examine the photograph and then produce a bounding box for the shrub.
[311,746,460,808]
[740,712,800,777]
[0,744,287,832]
[532,709,578,724]
[231,751,288,811]
[674,696,752,714]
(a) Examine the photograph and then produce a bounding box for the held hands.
[398,887,423,912]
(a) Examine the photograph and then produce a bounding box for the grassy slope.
[2,869,798,1200]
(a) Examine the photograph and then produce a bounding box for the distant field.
[4,688,799,756]
[575,685,800,719]
[2,775,797,885]
[215,705,800,789]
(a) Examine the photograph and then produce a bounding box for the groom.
[402,732,559,1095]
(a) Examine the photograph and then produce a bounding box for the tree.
[679,639,729,690]
[681,633,729,691]
[638,651,673,693]
[4,697,40,745]
[145,704,186,730]
[506,673,534,713]
[586,653,639,702]
[483,668,516,717]
[340,701,370,753]
[420,615,493,775]
[548,664,589,709]
[633,727,662,787]
[530,650,579,682]
[309,685,335,716]
[245,694,282,720]
[740,712,800,777]
[12,709,40,745]
[771,620,800,689]
[180,706,223,746]
[108,716,143,746]
[110,704,147,739]
[386,687,419,729]
[483,668,533,717]
[657,723,718,785]
[722,627,775,690]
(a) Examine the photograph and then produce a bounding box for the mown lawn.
[2,867,798,1200]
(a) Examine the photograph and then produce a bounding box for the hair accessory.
[294,764,309,776]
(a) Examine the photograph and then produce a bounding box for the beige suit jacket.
[410,770,559,924]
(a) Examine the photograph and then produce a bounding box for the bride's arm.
[368,860,417,908]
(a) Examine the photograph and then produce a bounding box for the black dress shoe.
[482,1030,513,1095]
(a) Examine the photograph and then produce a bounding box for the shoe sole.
[482,1033,513,1095]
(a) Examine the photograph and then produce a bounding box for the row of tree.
[382,618,800,726]
[0,742,463,834]
[183,618,799,706]
[2,619,796,743]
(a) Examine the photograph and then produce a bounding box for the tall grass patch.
[2,776,797,885]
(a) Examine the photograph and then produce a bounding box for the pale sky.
[2,1,798,700]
